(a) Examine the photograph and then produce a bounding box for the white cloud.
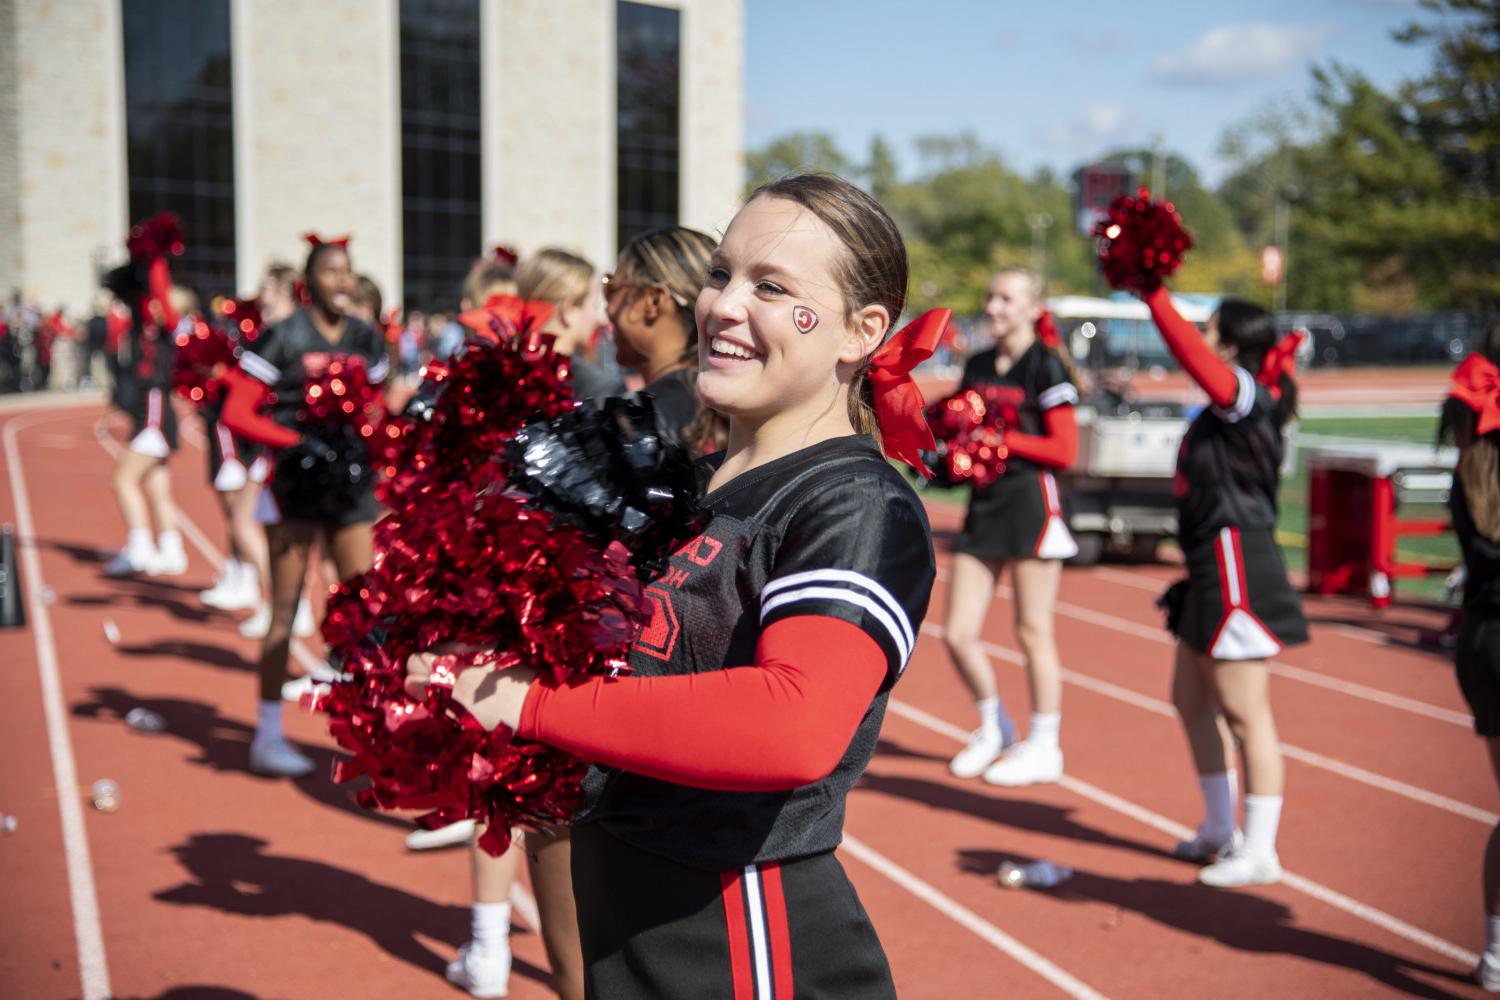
[1036,101,1137,153]
[1150,22,1336,87]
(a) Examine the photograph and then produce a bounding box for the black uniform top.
[1451,461,1500,611]
[643,369,698,446]
[584,435,936,871]
[958,341,1078,481]
[237,310,388,429]
[1175,366,1286,547]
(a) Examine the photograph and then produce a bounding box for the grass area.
[1283,413,1456,601]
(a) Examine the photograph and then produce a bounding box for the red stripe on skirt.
[758,862,795,997]
[720,870,755,1000]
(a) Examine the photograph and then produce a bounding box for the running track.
[1,390,1492,999]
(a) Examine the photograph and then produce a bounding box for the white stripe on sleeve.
[238,351,281,385]
[1037,382,1079,411]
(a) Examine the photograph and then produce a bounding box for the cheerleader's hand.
[404,645,538,732]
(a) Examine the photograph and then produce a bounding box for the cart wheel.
[1068,532,1105,567]
[1129,534,1162,563]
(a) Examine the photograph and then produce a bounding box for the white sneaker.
[248,735,316,778]
[982,740,1064,787]
[949,728,1008,779]
[104,544,157,578]
[151,545,188,577]
[1198,845,1282,887]
[1173,828,1243,864]
[406,819,478,851]
[446,940,511,998]
[201,572,259,611]
[1477,950,1500,992]
[239,598,314,639]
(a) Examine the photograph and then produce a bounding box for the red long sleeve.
[518,615,887,792]
[1003,405,1078,469]
[219,368,301,449]
[1144,286,1238,409]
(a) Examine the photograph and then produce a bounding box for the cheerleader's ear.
[839,302,889,366]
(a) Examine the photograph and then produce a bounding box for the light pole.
[1272,184,1298,313]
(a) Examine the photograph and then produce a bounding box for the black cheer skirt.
[956,470,1077,562]
[571,825,895,1000]
[1456,610,1500,736]
[1165,526,1308,659]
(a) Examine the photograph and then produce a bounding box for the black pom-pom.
[272,424,373,521]
[503,395,706,580]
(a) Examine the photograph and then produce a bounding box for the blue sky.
[744,0,1446,186]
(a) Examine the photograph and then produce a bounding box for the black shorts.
[124,385,179,456]
[571,824,895,1000]
[956,469,1077,561]
[1171,526,1308,659]
[205,419,265,492]
[1456,611,1500,736]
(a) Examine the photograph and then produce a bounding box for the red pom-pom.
[219,297,264,343]
[125,213,186,260]
[925,386,1014,488]
[301,355,381,432]
[171,320,237,407]
[1093,188,1193,296]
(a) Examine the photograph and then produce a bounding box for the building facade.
[0,0,744,312]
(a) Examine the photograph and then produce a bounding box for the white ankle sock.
[238,561,259,588]
[157,530,184,557]
[1027,712,1061,749]
[256,700,283,743]
[1486,913,1500,957]
[472,901,512,953]
[126,528,154,553]
[1242,793,1283,857]
[977,697,1015,744]
[1198,770,1238,841]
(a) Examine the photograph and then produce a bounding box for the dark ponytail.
[1217,298,1297,423]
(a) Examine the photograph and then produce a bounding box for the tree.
[865,136,899,200]
[744,131,852,193]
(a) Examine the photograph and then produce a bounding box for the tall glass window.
[400,0,481,313]
[617,1,681,250]
[122,0,236,299]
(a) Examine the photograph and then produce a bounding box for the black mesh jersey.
[237,310,388,429]
[1175,366,1286,547]
[585,434,936,871]
[959,341,1079,479]
[1452,464,1500,611]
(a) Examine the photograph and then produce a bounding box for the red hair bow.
[490,244,520,268]
[1036,309,1062,349]
[869,308,951,476]
[458,293,556,346]
[1256,329,1305,400]
[1450,354,1500,435]
[304,232,351,249]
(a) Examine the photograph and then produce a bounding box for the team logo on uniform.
[792,305,819,334]
[633,585,680,661]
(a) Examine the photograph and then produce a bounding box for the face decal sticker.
[792,305,819,335]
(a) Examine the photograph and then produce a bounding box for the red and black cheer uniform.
[114,311,180,458]
[232,310,388,525]
[954,341,1079,560]
[1449,463,1500,735]
[202,321,265,492]
[517,435,935,999]
[1147,291,1308,659]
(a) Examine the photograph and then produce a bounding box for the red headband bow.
[868,308,951,476]
[458,293,557,346]
[1256,329,1305,400]
[490,244,520,268]
[1036,309,1062,349]
[304,232,351,249]
[1450,354,1500,436]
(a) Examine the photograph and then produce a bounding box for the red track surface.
[1,394,1493,1000]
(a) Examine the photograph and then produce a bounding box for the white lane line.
[90,418,329,675]
[882,697,1482,968]
[841,834,1110,1000]
[5,411,112,1000]
[919,622,1497,826]
[937,564,1472,729]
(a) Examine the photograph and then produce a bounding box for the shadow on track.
[154,833,554,991]
[71,685,409,834]
[858,769,1171,862]
[956,847,1473,999]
